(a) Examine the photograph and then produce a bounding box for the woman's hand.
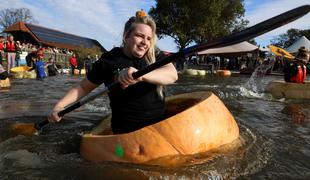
[117,67,142,89]
[48,106,64,123]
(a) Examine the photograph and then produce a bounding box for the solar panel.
[26,24,100,49]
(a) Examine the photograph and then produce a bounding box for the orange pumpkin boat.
[266,80,310,99]
[216,70,231,76]
[80,91,239,164]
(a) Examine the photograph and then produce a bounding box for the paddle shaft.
[34,5,310,130]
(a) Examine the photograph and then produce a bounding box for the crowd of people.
[0,35,97,80]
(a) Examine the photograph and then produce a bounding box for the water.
[0,74,310,179]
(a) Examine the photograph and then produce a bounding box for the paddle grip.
[34,102,82,130]
[58,102,82,117]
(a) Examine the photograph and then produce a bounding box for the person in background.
[0,63,10,88]
[45,57,59,76]
[284,47,310,83]
[84,54,93,75]
[0,40,4,65]
[48,10,178,134]
[305,50,310,74]
[26,47,37,68]
[0,64,8,80]
[5,35,16,73]
[15,41,22,67]
[69,54,80,75]
[34,49,46,80]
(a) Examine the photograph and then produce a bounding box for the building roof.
[3,21,106,52]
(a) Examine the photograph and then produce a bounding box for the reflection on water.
[282,104,307,124]
[0,74,310,179]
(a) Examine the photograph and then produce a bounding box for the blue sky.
[0,0,309,52]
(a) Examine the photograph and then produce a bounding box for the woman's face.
[124,23,153,58]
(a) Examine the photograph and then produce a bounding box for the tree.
[149,0,248,50]
[74,46,103,65]
[0,8,37,31]
[270,28,310,48]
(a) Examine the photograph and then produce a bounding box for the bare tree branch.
[0,8,37,32]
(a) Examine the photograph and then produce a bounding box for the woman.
[48,11,178,134]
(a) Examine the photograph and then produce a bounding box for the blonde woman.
[49,11,178,134]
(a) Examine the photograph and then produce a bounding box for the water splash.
[240,62,275,99]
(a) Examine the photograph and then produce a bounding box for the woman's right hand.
[48,106,64,123]
[117,67,142,89]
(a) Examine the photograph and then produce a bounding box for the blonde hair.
[122,11,164,98]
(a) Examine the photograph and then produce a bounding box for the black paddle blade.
[184,5,310,55]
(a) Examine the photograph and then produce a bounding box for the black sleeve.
[87,58,108,85]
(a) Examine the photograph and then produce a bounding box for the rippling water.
[0,73,309,179]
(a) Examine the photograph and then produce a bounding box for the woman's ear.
[124,31,130,39]
[123,32,129,45]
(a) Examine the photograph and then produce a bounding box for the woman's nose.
[141,38,146,45]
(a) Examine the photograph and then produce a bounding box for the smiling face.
[123,23,153,59]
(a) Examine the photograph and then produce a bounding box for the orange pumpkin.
[136,10,147,17]
[80,91,239,164]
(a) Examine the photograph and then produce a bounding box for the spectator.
[84,54,93,75]
[0,40,4,65]
[45,57,58,76]
[4,35,16,73]
[26,48,37,67]
[0,64,8,80]
[15,41,22,67]
[69,54,80,75]
[34,49,46,80]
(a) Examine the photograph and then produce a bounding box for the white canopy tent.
[286,36,310,53]
[259,46,270,52]
[197,41,258,55]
